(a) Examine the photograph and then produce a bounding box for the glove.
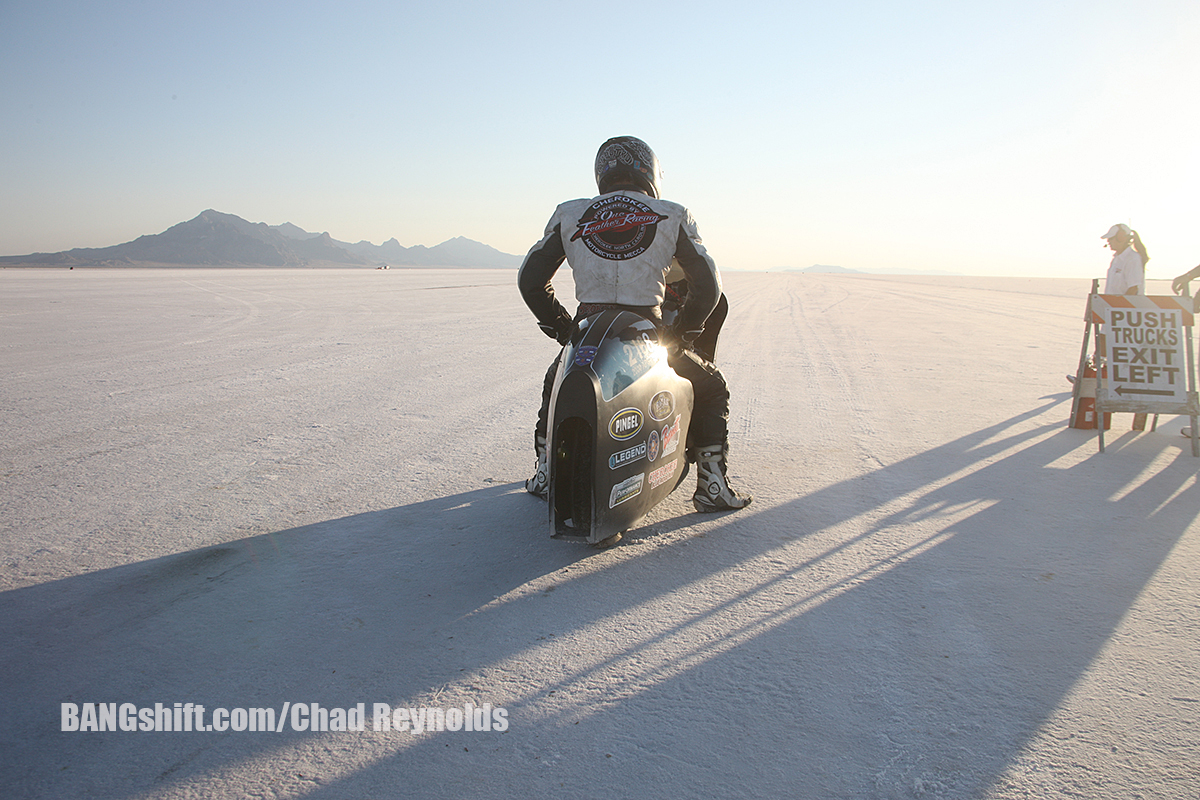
[663,323,702,354]
[538,310,575,345]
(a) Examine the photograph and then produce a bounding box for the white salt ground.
[1,268,1197,799]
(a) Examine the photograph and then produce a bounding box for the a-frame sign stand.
[1075,282,1200,456]
[1069,279,1101,430]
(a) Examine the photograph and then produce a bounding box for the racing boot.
[692,445,752,513]
[525,434,549,499]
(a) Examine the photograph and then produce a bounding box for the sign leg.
[1070,280,1098,427]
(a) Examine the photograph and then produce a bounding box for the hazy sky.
[3,0,1197,277]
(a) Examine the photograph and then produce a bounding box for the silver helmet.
[594,136,662,198]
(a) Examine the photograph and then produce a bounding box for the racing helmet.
[594,136,662,198]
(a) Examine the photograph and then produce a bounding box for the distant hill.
[0,210,523,268]
[798,265,863,274]
[759,265,864,274]
[767,264,964,276]
[270,223,521,268]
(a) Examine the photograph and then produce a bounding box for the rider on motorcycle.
[518,136,751,513]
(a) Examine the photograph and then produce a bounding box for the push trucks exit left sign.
[1091,294,1195,413]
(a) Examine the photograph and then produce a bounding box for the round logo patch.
[570,195,668,261]
[608,407,644,441]
[649,390,675,421]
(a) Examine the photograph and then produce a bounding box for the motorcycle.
[546,309,694,546]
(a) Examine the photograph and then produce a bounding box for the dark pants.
[535,346,731,454]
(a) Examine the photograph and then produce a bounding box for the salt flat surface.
[1,269,1197,799]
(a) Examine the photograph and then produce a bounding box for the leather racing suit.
[518,189,732,452]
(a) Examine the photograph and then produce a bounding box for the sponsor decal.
[574,346,598,367]
[648,459,678,489]
[609,473,644,508]
[608,407,643,440]
[646,428,661,462]
[661,415,681,457]
[570,195,668,261]
[649,390,675,421]
[608,441,647,470]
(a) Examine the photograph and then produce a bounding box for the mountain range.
[0,210,523,268]
[771,264,963,276]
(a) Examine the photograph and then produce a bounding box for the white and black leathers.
[519,178,751,512]
[517,189,721,341]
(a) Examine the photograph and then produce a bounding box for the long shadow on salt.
[3,400,1198,798]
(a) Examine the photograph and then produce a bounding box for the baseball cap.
[1101,223,1131,240]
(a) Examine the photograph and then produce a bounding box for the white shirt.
[1105,247,1144,295]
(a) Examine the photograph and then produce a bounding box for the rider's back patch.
[570,195,668,261]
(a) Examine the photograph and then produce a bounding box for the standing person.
[1100,224,1151,429]
[1171,263,1200,304]
[518,136,751,513]
[1171,263,1200,438]
[1101,223,1148,295]
[1067,225,1152,386]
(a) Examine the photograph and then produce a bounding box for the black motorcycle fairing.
[548,310,694,543]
